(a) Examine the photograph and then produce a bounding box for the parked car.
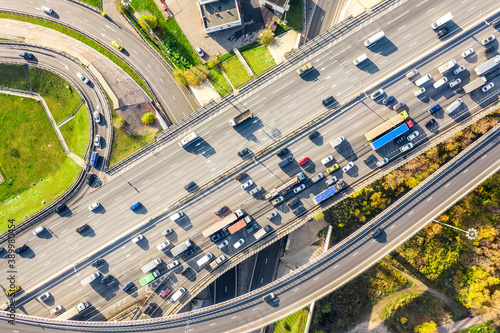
[267,211,278,220]
[481,35,495,45]
[77,72,90,84]
[298,157,310,166]
[241,180,253,190]
[293,184,306,194]
[233,238,245,249]
[293,206,306,215]
[449,78,461,88]
[482,82,494,92]
[406,131,420,141]
[461,48,474,58]
[342,162,354,172]
[321,155,333,165]
[453,65,466,75]
[167,260,179,270]
[195,47,205,57]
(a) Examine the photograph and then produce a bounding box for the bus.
[364,111,408,142]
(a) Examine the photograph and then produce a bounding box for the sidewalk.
[437,316,488,333]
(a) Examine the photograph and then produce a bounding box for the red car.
[160,288,171,298]
[298,157,310,166]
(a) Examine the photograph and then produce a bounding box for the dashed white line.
[115,196,122,201]
[426,197,433,202]
[467,6,476,12]
[408,42,418,48]
[463,169,468,174]
[445,183,451,187]
[65,11,71,14]
[43,261,52,267]
[314,276,320,280]
[352,252,358,256]
[252,308,259,311]
[386,11,410,25]
[231,316,237,319]
[142,180,150,184]
[389,225,395,229]
[288,103,296,109]
[481,155,487,159]
[408,211,414,215]
[426,7,434,13]
[293,287,300,292]
[416,0,427,7]
[398,25,406,31]
[403,33,412,39]
[152,196,160,201]
[147,63,151,69]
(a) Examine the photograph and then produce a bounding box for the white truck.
[254,225,271,240]
[170,287,186,303]
[463,77,487,94]
[229,109,253,127]
[80,272,100,286]
[57,301,89,320]
[475,55,500,76]
[179,132,198,147]
[431,12,453,29]
[141,258,161,273]
[196,253,213,267]
[170,239,192,257]
[209,255,226,269]
[437,59,456,74]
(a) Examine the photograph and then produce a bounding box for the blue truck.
[90,152,99,167]
[313,181,346,205]
[370,120,414,150]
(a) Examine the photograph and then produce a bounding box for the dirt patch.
[115,102,162,136]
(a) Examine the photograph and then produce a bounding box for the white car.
[132,234,144,243]
[399,142,414,153]
[453,65,466,75]
[167,260,179,269]
[233,238,245,249]
[88,202,100,211]
[157,241,170,251]
[293,184,306,194]
[406,131,420,141]
[94,135,100,148]
[32,226,45,236]
[342,162,354,172]
[50,305,63,315]
[94,112,101,123]
[41,6,53,14]
[195,47,205,57]
[481,35,495,45]
[241,180,253,190]
[413,88,425,97]
[376,158,388,168]
[267,211,278,220]
[461,48,474,58]
[321,155,333,165]
[77,72,89,84]
[482,82,494,92]
[38,292,50,302]
[449,78,461,88]
[370,88,384,100]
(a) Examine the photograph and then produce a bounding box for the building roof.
[199,0,241,30]
[265,0,288,8]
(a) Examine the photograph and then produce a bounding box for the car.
[325,177,338,187]
[293,184,306,194]
[322,96,335,106]
[371,228,382,238]
[132,234,144,243]
[376,158,389,168]
[92,258,105,267]
[41,6,53,14]
[370,88,384,99]
[413,88,425,97]
[130,202,141,211]
[86,173,96,185]
[364,155,374,164]
[94,135,100,148]
[162,228,173,236]
[54,204,66,213]
[298,157,310,166]
[233,238,245,249]
[392,101,405,110]
[241,180,253,190]
[238,148,250,157]
[215,206,229,217]
[267,211,278,220]
[6,285,20,297]
[100,275,113,285]
[382,96,394,105]
[406,68,418,79]
[293,206,306,215]
[394,135,405,145]
[195,47,205,57]
[14,244,28,254]
[481,35,495,45]
[170,211,184,222]
[50,305,63,315]
[276,148,289,157]
[428,104,441,114]
[482,82,494,92]
[493,18,500,28]
[167,260,179,270]
[88,202,100,211]
[246,224,259,233]
[406,131,420,141]
[210,231,225,242]
[38,292,50,302]
[326,163,340,173]
[160,288,171,298]
[184,181,197,191]
[437,28,449,38]
[249,186,263,196]
[18,51,33,59]
[461,48,474,58]
[76,224,88,233]
[181,267,192,277]
[157,241,170,251]
[342,162,354,172]
[321,155,333,165]
[217,240,229,249]
[399,142,414,153]
[426,119,437,129]
[484,46,495,55]
[185,248,196,257]
[448,78,461,88]
[234,171,247,180]
[77,72,90,84]
[262,293,275,302]
[287,197,299,208]
[144,302,158,315]
[111,41,123,51]
[271,196,284,205]
[308,131,320,139]
[453,66,466,76]
[122,282,134,292]
[33,226,45,236]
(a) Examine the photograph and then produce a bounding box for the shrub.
[259,29,275,45]
[141,112,155,125]
[173,69,187,87]
[114,117,125,130]
[138,11,158,30]
[207,57,220,69]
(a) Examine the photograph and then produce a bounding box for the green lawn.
[59,104,91,159]
[283,0,303,32]
[0,94,80,231]
[208,69,232,97]
[458,321,497,333]
[80,0,101,8]
[0,13,151,99]
[274,308,309,333]
[30,67,83,123]
[220,56,252,89]
[0,63,29,90]
[242,45,276,76]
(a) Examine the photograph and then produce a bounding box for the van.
[376,158,388,168]
[170,287,186,303]
[364,31,385,47]
[445,98,463,114]
[196,253,213,267]
[433,77,448,89]
[170,211,184,222]
[278,156,294,168]
[415,74,432,87]
[406,68,418,79]
[297,63,313,76]
[399,142,414,153]
[431,12,453,29]
[353,53,368,65]
[33,226,45,236]
[179,132,198,147]
[311,173,324,184]
[330,136,345,148]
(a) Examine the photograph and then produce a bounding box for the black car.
[214,206,229,217]
[308,131,320,140]
[322,96,334,106]
[210,231,225,242]
[184,181,197,192]
[484,46,495,55]
[276,148,289,157]
[92,258,105,267]
[185,248,196,257]
[238,148,250,158]
[122,282,134,292]
[76,224,89,233]
[426,119,437,129]
[144,302,158,315]
[371,228,382,238]
[85,174,96,185]
[54,204,66,213]
[18,51,33,59]
[493,18,500,28]
[99,275,113,285]
[394,136,405,145]
[293,206,306,215]
[364,154,374,164]
[437,28,449,38]
[15,244,28,254]
[181,267,192,277]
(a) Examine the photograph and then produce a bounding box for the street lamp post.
[432,219,478,240]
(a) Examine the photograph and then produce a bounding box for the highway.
[0,0,197,122]
[1,0,500,321]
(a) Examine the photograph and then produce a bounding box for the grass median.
[0,63,29,90]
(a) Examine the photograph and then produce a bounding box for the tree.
[141,112,155,125]
[173,69,187,87]
[414,321,437,333]
[137,11,157,31]
[113,117,125,130]
[260,29,275,45]
[207,57,220,69]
